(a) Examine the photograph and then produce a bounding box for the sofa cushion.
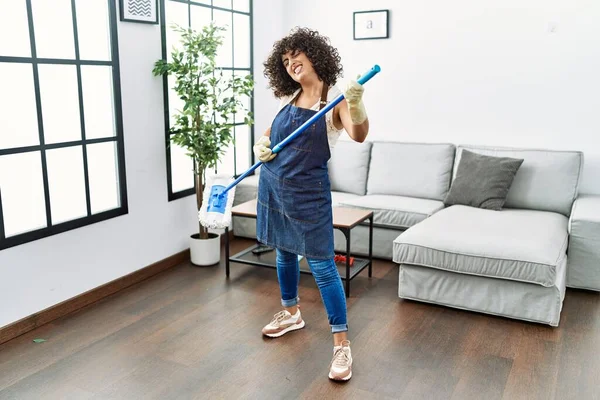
[393,205,569,287]
[367,142,455,201]
[233,174,259,205]
[338,194,445,229]
[328,140,372,195]
[444,149,524,210]
[331,191,361,207]
[455,145,583,216]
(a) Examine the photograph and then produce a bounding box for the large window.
[160,0,254,200]
[0,0,127,251]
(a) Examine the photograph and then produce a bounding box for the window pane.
[213,0,231,9]
[0,63,39,149]
[166,0,188,52]
[87,141,119,214]
[190,3,211,32]
[233,13,250,68]
[0,0,31,57]
[0,152,47,237]
[167,76,184,129]
[38,64,81,144]
[75,0,111,61]
[215,70,233,125]
[170,141,194,192]
[161,0,253,198]
[46,146,87,224]
[31,0,75,59]
[233,70,251,124]
[213,10,232,68]
[216,142,234,176]
[235,93,251,124]
[232,0,249,13]
[234,124,250,175]
[81,65,115,139]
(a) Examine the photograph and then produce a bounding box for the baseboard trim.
[0,249,190,346]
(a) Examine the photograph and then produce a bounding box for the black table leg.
[225,226,230,277]
[369,214,373,278]
[345,228,351,297]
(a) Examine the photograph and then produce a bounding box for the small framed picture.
[119,0,159,24]
[353,10,389,40]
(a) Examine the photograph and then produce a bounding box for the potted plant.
[153,23,254,266]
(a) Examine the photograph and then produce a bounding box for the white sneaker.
[329,340,352,381]
[261,309,305,338]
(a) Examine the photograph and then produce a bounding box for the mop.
[199,64,382,229]
[198,173,237,229]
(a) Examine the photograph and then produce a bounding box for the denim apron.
[256,85,334,260]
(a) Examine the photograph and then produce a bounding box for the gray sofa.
[232,140,598,326]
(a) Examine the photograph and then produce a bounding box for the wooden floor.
[1,238,599,400]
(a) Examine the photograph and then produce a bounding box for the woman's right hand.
[253,135,276,162]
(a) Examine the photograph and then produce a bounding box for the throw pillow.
[444,149,524,210]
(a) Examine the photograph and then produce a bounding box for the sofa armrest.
[567,194,600,291]
[569,194,600,235]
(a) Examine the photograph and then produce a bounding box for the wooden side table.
[225,199,373,297]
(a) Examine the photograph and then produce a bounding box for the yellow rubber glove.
[344,77,367,125]
[253,135,276,162]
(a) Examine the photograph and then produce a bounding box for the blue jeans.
[276,248,348,333]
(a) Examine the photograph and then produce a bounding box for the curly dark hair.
[263,27,343,98]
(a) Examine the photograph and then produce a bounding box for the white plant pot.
[189,232,221,266]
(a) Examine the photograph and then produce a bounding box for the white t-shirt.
[277,85,345,149]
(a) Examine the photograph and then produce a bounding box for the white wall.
[252,0,286,138]
[256,0,600,194]
[0,20,198,328]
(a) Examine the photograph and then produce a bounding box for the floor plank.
[1,238,599,399]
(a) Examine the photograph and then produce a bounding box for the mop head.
[198,174,236,229]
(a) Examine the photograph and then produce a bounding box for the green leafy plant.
[153,23,254,239]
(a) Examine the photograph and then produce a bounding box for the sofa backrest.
[328,140,372,195]
[455,145,583,216]
[366,141,456,201]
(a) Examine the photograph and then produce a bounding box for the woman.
[253,27,369,381]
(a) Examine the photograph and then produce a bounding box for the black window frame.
[160,0,255,201]
[0,0,128,251]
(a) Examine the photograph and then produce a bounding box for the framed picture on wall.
[120,0,159,24]
[353,10,389,40]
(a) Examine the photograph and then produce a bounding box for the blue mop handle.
[219,64,381,195]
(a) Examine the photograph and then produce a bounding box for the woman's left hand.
[334,75,370,142]
[344,78,367,125]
